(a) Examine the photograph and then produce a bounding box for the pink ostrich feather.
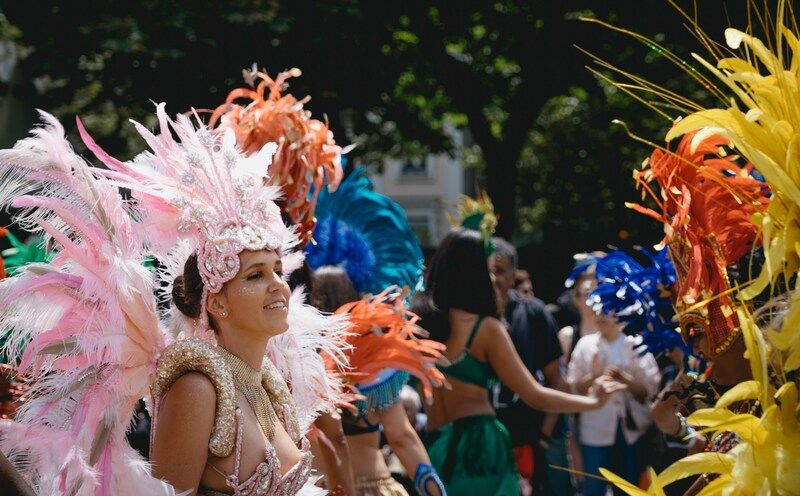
[0,111,177,495]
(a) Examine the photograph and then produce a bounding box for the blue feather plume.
[589,246,684,355]
[565,252,604,288]
[305,168,425,295]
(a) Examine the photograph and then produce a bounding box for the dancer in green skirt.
[413,227,624,496]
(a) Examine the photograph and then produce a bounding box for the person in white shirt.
[567,310,660,496]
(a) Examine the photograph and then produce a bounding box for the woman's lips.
[264,300,286,310]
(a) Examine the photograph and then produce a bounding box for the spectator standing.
[490,238,572,495]
[567,310,660,496]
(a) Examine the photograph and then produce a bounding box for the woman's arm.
[483,319,621,413]
[539,359,563,442]
[150,372,216,495]
[379,402,444,496]
[379,401,430,471]
[313,412,355,495]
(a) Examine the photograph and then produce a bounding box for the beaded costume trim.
[151,338,303,458]
[151,338,237,457]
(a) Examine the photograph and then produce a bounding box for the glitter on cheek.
[236,283,261,296]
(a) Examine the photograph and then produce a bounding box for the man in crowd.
[490,238,572,495]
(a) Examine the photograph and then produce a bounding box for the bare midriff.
[425,377,495,431]
[346,430,391,478]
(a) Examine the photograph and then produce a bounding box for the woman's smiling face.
[208,249,291,337]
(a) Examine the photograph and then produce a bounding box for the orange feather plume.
[210,67,345,245]
[628,130,770,356]
[331,287,446,401]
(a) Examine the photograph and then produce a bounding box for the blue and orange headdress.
[305,167,437,412]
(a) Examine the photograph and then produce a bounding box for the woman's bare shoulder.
[479,315,507,334]
[161,372,217,409]
[474,316,512,350]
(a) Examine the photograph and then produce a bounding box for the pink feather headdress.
[83,103,349,429]
[80,103,297,339]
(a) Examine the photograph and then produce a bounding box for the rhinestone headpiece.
[83,103,295,319]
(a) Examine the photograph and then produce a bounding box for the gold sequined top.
[151,338,312,494]
[151,338,238,457]
[151,338,302,457]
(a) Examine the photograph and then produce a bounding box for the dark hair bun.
[172,253,203,318]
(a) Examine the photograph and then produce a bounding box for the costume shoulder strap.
[465,316,485,349]
[260,356,301,443]
[151,338,237,458]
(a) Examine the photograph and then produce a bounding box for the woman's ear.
[206,292,229,319]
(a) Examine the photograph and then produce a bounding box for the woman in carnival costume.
[306,168,448,496]
[411,193,626,496]
[210,68,443,495]
[0,102,349,495]
[208,65,364,495]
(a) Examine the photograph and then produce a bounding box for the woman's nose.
[267,274,282,292]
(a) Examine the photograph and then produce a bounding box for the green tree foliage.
[0,1,754,298]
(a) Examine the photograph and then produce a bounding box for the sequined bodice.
[205,409,314,496]
[152,340,314,496]
[229,440,313,496]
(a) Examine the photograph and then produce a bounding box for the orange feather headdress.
[628,130,770,357]
[210,67,347,245]
[332,287,446,402]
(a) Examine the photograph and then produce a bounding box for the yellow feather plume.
[590,2,800,493]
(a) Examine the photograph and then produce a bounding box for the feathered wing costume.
[82,103,348,435]
[0,111,177,495]
[210,66,347,246]
[1,231,52,277]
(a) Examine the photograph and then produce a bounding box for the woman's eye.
[246,272,262,281]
